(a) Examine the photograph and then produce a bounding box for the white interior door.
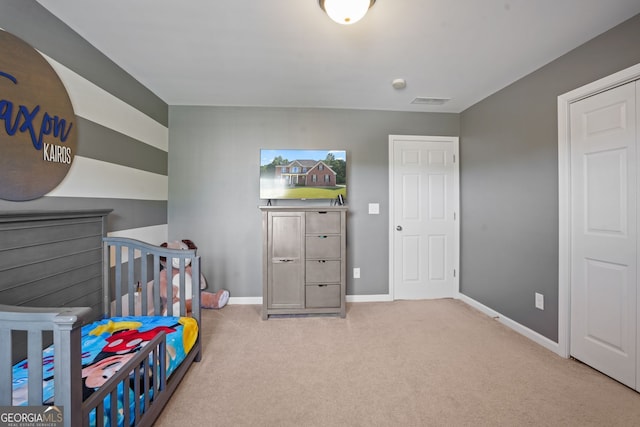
[569,81,638,389]
[389,135,458,300]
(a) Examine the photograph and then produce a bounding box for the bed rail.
[81,331,167,427]
[0,304,92,425]
[102,237,201,322]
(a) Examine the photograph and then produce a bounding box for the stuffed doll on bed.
[156,239,229,315]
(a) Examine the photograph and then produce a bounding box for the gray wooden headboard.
[0,210,111,320]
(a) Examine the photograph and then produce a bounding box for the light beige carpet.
[155,299,640,426]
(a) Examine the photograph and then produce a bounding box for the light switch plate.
[535,292,544,310]
[368,203,379,214]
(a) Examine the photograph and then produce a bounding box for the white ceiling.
[37,0,640,113]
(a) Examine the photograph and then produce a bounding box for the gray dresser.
[260,206,347,319]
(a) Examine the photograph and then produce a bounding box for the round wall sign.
[0,30,77,201]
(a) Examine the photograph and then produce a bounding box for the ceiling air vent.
[411,97,450,105]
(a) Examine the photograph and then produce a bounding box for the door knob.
[396,225,403,231]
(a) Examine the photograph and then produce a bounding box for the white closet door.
[570,81,637,389]
[390,135,458,300]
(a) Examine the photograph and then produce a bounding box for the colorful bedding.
[12,316,198,425]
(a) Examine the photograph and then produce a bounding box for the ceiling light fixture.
[319,0,376,25]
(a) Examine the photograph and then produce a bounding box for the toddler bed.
[0,228,202,427]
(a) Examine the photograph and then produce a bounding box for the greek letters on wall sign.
[0,30,77,201]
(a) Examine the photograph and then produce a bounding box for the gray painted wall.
[0,1,168,233]
[168,107,459,297]
[460,13,640,342]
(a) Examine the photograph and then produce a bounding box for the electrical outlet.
[353,268,361,279]
[535,292,544,310]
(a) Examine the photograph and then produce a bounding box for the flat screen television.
[260,149,347,201]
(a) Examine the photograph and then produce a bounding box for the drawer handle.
[318,211,327,214]
[318,284,328,287]
[318,235,328,239]
[279,259,294,262]
[318,260,326,263]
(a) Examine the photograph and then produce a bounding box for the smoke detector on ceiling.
[391,78,406,90]
[411,97,451,105]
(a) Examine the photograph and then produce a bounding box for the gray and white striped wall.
[0,1,168,244]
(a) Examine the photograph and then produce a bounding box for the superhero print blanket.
[12,316,199,426]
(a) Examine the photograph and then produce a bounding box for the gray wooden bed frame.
[0,210,202,427]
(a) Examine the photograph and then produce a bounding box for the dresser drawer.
[305,211,341,234]
[306,260,341,283]
[306,284,341,308]
[306,235,340,259]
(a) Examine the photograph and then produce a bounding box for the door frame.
[388,135,460,300]
[558,62,640,358]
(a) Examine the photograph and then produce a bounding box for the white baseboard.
[346,294,393,303]
[227,296,262,305]
[457,293,563,357]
